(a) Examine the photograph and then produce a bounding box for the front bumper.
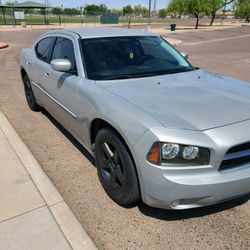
[133,121,250,209]
[137,161,250,209]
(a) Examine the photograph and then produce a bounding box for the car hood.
[97,69,250,131]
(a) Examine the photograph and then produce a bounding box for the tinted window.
[36,37,54,63]
[52,37,77,73]
[81,36,193,80]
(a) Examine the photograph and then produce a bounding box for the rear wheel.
[22,74,41,111]
[95,128,140,206]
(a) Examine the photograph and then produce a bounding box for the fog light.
[162,143,180,159]
[182,146,199,160]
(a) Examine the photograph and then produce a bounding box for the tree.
[84,4,108,14]
[207,0,235,26]
[110,8,123,15]
[51,7,62,15]
[63,8,80,16]
[133,4,148,15]
[167,0,186,16]
[159,8,168,18]
[99,4,108,13]
[84,4,99,14]
[24,8,34,15]
[167,0,209,29]
[51,7,62,25]
[234,0,250,22]
[122,5,133,15]
[39,9,46,15]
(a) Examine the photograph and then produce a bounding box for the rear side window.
[35,37,55,63]
[51,37,77,73]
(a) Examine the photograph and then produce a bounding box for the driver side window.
[51,37,77,74]
[35,37,55,63]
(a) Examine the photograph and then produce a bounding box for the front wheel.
[95,128,140,206]
[22,74,41,111]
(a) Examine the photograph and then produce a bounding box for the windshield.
[81,36,194,80]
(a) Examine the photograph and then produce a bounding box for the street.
[0,25,250,249]
[169,25,250,82]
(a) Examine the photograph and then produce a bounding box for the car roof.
[46,27,159,39]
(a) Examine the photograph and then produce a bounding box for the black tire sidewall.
[95,128,140,206]
[23,74,41,111]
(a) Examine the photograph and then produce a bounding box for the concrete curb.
[0,42,8,49]
[0,111,97,250]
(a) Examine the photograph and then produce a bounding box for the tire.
[22,74,41,111]
[95,128,140,206]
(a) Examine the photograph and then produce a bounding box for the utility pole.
[153,0,156,21]
[44,0,49,24]
[147,0,152,31]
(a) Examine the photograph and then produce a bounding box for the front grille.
[219,142,250,171]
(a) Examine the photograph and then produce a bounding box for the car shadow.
[138,194,250,221]
[41,109,95,166]
[41,109,250,221]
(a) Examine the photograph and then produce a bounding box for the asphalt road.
[0,26,250,250]
[169,25,250,82]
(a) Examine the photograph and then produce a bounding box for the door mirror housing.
[50,59,72,72]
[180,52,189,60]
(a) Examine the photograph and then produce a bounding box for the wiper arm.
[104,74,134,80]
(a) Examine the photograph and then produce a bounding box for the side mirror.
[180,52,189,60]
[50,59,72,72]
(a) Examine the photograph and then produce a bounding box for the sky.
[2,0,169,10]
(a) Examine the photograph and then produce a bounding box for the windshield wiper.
[104,75,133,80]
[103,72,158,80]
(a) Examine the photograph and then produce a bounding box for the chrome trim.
[31,81,77,119]
[223,149,250,161]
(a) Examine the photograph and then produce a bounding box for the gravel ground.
[0,25,250,250]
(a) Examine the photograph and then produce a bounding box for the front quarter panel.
[74,80,162,150]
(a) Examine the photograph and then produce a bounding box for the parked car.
[20,28,250,209]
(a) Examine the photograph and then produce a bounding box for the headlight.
[162,143,180,159]
[182,146,199,160]
[147,142,210,166]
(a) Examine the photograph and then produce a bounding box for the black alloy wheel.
[95,128,140,206]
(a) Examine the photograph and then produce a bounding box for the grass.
[0,15,99,25]
[0,14,182,25]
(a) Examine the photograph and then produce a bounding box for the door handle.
[45,72,50,77]
[26,62,31,66]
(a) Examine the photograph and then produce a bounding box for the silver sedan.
[20,28,250,209]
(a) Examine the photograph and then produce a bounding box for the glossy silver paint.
[50,59,72,72]
[20,28,250,209]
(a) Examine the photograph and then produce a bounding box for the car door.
[31,36,56,105]
[44,35,85,135]
[32,34,82,136]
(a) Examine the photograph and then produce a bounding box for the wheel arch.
[90,118,142,196]
[90,118,133,156]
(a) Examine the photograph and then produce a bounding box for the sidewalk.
[0,111,97,250]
